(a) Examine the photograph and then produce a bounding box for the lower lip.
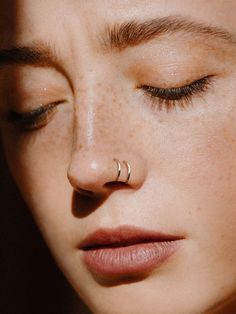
[82,241,181,277]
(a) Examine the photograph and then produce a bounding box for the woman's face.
[1,1,236,313]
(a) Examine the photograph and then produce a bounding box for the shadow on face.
[0,3,90,313]
[0,143,91,314]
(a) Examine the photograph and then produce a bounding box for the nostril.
[78,188,95,197]
[103,181,129,190]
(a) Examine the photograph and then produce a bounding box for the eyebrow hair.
[0,15,234,74]
[103,15,236,51]
[0,42,69,80]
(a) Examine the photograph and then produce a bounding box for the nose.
[67,66,148,197]
[67,149,146,197]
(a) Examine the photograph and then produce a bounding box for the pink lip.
[80,225,184,277]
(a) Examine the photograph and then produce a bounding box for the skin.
[0,0,236,313]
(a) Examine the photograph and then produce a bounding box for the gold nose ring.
[123,160,131,184]
[113,158,121,181]
[113,159,131,184]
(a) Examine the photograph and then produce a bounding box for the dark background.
[0,148,90,314]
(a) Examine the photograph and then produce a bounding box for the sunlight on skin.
[0,1,236,313]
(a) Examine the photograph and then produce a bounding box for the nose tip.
[68,156,116,195]
[67,151,146,196]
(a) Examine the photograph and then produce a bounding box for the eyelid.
[7,100,63,123]
[139,75,214,111]
[140,75,214,96]
[6,100,66,132]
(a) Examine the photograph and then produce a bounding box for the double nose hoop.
[113,158,131,184]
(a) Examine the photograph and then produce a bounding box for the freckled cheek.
[162,123,236,228]
[173,136,236,193]
[148,125,236,247]
[183,136,236,251]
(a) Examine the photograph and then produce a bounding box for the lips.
[80,225,184,277]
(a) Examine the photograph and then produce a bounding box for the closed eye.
[139,75,214,111]
[7,100,64,131]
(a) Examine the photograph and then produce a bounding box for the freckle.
[196,207,201,212]
[128,131,134,139]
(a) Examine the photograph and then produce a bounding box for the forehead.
[0,0,236,48]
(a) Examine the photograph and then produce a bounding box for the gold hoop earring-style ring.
[113,158,121,181]
[123,160,131,184]
[113,158,131,184]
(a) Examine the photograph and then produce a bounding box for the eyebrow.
[103,15,236,51]
[0,15,235,73]
[0,42,69,79]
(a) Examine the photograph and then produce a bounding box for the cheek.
[183,119,236,203]
[160,110,236,245]
[1,113,73,213]
[2,127,76,254]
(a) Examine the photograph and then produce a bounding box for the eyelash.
[140,76,213,111]
[7,101,62,131]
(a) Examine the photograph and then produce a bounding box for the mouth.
[80,225,184,277]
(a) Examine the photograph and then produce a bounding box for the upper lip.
[79,225,184,250]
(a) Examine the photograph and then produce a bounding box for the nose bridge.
[74,73,125,151]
